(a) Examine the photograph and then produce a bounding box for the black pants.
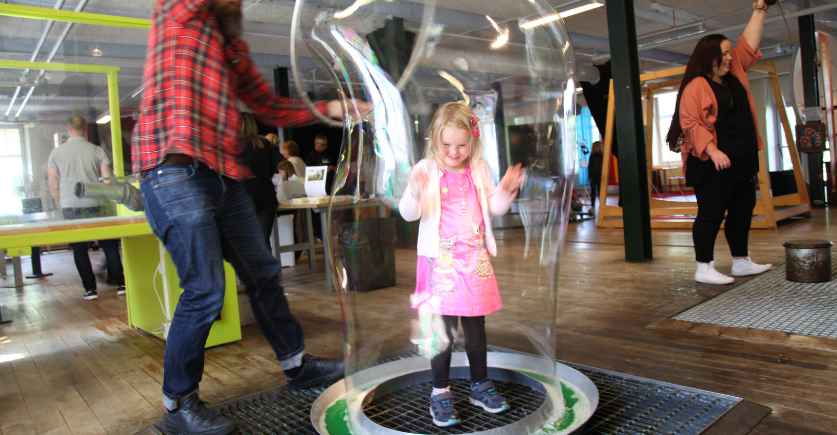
[63,207,125,290]
[430,315,488,389]
[692,171,756,263]
[589,178,601,209]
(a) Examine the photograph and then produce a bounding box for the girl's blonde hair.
[426,102,483,168]
[264,133,280,147]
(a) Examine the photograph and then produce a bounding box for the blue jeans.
[140,165,305,399]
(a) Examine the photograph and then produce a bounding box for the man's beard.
[213,3,243,38]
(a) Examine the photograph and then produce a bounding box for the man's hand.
[326,100,372,122]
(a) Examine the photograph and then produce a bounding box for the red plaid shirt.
[132,0,328,179]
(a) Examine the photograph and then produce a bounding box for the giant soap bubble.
[290,0,597,433]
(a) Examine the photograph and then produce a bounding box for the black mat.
[140,348,760,435]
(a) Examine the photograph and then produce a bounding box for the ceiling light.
[520,0,603,29]
[637,22,706,48]
[486,15,510,49]
[131,85,145,99]
[97,114,111,124]
[334,0,390,19]
[492,31,509,48]
[91,46,103,57]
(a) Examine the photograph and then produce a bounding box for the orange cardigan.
[679,34,764,164]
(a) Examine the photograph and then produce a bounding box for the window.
[652,92,681,165]
[779,107,797,171]
[0,128,22,156]
[0,127,25,215]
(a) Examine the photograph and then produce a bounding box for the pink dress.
[411,166,502,317]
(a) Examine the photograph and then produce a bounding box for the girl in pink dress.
[399,102,525,427]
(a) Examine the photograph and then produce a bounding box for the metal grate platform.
[364,378,547,434]
[571,363,738,435]
[147,349,740,435]
[672,258,837,339]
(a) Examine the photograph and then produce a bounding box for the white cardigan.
[398,159,516,258]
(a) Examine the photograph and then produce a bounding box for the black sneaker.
[469,379,509,413]
[163,392,237,435]
[429,391,459,427]
[83,289,98,300]
[116,285,126,296]
[287,354,344,389]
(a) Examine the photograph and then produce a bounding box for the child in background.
[275,160,306,202]
[587,141,604,213]
[399,102,525,427]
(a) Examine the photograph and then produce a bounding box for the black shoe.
[287,354,344,389]
[83,289,98,300]
[116,285,126,296]
[163,393,237,435]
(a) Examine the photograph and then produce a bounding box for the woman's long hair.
[277,160,296,181]
[666,34,729,148]
[240,112,263,148]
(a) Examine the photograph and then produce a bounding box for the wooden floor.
[2,207,836,435]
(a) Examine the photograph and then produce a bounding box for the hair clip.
[471,116,481,138]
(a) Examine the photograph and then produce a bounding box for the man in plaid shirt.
[133,1,352,433]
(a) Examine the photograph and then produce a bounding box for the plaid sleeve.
[224,37,329,127]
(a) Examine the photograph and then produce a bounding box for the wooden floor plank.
[0,344,36,435]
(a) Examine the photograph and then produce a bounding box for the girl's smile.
[440,126,471,172]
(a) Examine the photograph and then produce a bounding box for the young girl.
[399,102,525,427]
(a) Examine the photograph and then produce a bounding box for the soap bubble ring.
[288,0,599,433]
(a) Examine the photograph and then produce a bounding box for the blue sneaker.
[469,379,509,413]
[429,391,459,427]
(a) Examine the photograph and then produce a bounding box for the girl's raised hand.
[410,170,428,199]
[499,163,525,193]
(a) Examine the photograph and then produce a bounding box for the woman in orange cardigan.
[667,0,773,285]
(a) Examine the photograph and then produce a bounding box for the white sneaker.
[695,261,735,284]
[731,257,772,276]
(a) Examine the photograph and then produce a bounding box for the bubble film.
[295,1,581,433]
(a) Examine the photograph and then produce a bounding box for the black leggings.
[692,170,756,263]
[589,179,601,209]
[430,315,488,389]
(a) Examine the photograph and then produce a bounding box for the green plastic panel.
[0,4,149,29]
[123,235,241,348]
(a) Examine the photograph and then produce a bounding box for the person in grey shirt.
[48,115,125,300]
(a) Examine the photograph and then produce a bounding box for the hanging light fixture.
[486,16,510,49]
[520,0,603,29]
[91,42,103,57]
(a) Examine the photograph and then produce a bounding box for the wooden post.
[596,82,616,229]
[646,88,655,198]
